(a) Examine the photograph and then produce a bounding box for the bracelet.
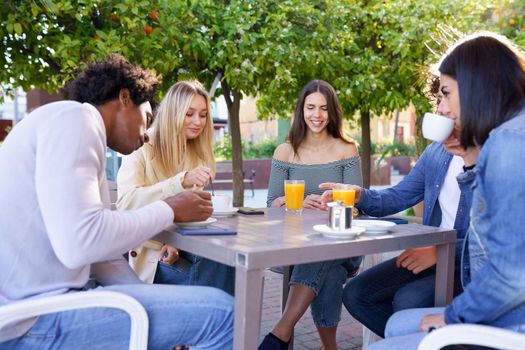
[463,164,475,172]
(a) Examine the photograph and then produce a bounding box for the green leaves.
[0,0,513,117]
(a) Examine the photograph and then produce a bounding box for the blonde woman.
[117,80,234,295]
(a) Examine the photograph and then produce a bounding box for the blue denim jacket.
[445,105,525,329]
[358,142,470,264]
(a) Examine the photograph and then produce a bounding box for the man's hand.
[303,194,327,210]
[164,191,213,222]
[396,246,437,274]
[419,313,446,332]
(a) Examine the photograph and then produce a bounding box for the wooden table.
[156,208,456,350]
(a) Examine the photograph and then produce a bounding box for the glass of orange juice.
[284,180,305,214]
[332,184,356,207]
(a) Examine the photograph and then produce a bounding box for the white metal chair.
[418,324,525,350]
[0,291,149,350]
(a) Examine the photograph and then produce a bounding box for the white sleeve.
[35,107,174,269]
[91,258,143,285]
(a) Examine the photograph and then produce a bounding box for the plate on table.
[312,225,366,239]
[212,207,239,218]
[175,217,217,229]
[353,220,396,234]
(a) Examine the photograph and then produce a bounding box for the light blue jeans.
[370,306,525,350]
[1,284,234,350]
[290,257,362,327]
[367,307,443,350]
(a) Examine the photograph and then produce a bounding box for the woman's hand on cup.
[303,194,327,211]
[319,182,362,205]
[182,166,214,189]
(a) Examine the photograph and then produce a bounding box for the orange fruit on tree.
[509,18,516,25]
[145,25,153,35]
[150,10,159,21]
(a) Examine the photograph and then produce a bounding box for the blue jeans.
[367,307,443,350]
[290,257,362,327]
[154,251,235,296]
[1,284,234,350]
[343,257,462,337]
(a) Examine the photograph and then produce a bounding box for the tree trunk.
[361,110,371,189]
[221,80,245,207]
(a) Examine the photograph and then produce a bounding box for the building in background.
[0,88,27,141]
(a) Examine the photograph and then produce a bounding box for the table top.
[156,208,456,270]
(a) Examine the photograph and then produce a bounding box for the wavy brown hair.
[288,80,354,156]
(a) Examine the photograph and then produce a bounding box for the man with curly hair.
[0,54,233,349]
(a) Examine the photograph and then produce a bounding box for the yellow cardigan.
[116,143,187,283]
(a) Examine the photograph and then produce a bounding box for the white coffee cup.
[422,112,455,142]
[212,194,231,210]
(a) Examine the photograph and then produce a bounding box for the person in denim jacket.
[368,32,525,350]
[322,140,469,338]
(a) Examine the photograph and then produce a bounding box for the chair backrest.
[215,161,233,174]
[0,291,149,350]
[418,324,525,350]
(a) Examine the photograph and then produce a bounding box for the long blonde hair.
[151,80,215,177]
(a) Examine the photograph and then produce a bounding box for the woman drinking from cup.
[117,80,235,295]
[368,32,525,349]
[260,80,363,350]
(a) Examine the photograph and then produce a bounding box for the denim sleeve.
[266,160,288,207]
[445,131,525,325]
[358,147,427,217]
[456,168,476,211]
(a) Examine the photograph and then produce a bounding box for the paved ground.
[259,269,365,350]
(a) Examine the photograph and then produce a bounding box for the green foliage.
[243,137,279,159]
[376,140,417,158]
[212,135,233,161]
[2,0,492,111]
[490,1,525,48]
[213,133,278,161]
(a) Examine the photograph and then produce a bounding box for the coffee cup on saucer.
[212,194,231,210]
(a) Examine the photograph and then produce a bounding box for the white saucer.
[212,207,239,218]
[176,217,217,229]
[353,220,396,234]
[312,225,366,239]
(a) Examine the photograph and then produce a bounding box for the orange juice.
[284,180,305,213]
[332,189,356,207]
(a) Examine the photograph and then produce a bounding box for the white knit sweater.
[0,101,174,341]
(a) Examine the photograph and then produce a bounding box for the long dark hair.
[288,80,353,155]
[439,33,525,147]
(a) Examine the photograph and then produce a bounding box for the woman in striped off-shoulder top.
[260,80,363,350]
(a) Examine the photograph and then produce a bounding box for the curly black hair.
[68,54,161,106]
